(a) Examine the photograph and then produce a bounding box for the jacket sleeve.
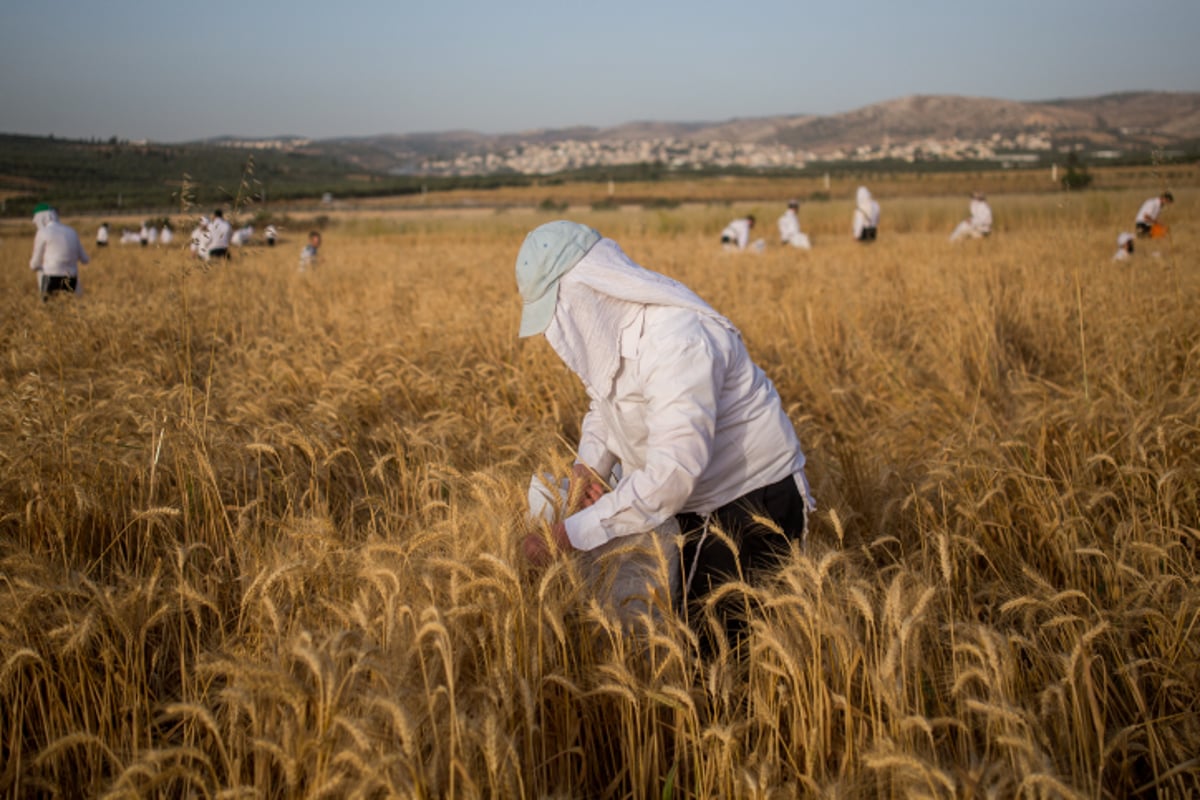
[564,329,722,550]
[30,232,46,270]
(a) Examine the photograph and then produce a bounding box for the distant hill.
[767,92,1200,152]
[303,91,1200,173]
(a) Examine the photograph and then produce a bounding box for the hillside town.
[412,131,1057,176]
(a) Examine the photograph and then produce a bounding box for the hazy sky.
[2,0,1197,142]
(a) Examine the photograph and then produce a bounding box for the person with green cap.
[516,220,814,653]
[30,203,89,301]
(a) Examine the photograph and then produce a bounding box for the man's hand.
[522,522,573,567]
[570,463,606,511]
[524,463,606,567]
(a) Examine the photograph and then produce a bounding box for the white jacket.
[207,216,233,249]
[721,218,752,249]
[30,211,89,278]
[550,240,811,551]
[778,209,801,242]
[1136,197,1162,225]
[968,199,992,233]
[853,186,879,238]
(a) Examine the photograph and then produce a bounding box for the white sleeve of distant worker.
[29,230,48,271]
[564,331,721,550]
[852,208,867,238]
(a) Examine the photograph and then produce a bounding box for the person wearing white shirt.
[205,209,233,260]
[95,222,109,247]
[299,231,321,271]
[160,223,173,246]
[516,220,815,652]
[949,192,993,242]
[1135,192,1172,238]
[720,215,756,251]
[853,186,879,242]
[29,203,89,301]
[777,200,811,249]
[190,218,209,258]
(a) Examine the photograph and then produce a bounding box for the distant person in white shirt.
[205,209,233,260]
[1135,192,1172,238]
[159,222,173,246]
[299,231,321,271]
[515,220,814,654]
[853,186,880,242]
[265,224,278,247]
[190,217,209,258]
[720,215,758,251]
[96,222,109,248]
[29,203,89,301]
[1113,232,1135,261]
[231,224,254,247]
[949,191,993,242]
[777,199,811,250]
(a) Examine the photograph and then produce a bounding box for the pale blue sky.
[2,0,1197,142]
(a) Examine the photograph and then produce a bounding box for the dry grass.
[1,186,1198,798]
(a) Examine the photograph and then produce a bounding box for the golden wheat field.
[1,184,1198,798]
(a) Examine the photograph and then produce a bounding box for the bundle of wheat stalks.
[0,187,1197,797]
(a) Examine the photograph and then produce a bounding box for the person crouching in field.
[29,203,89,301]
[1135,191,1173,238]
[299,231,321,271]
[720,215,758,251]
[778,200,811,250]
[96,222,109,248]
[853,186,880,242]
[516,220,815,655]
[949,191,993,242]
[1114,232,1135,261]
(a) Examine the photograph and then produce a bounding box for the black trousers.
[676,474,807,655]
[41,275,78,300]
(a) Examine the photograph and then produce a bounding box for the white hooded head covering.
[541,234,734,397]
[856,186,872,214]
[515,220,602,338]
